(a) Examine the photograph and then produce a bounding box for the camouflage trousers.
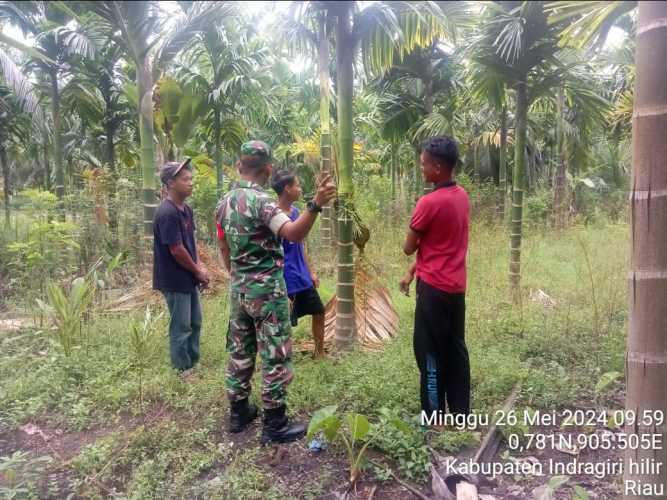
[225,291,294,409]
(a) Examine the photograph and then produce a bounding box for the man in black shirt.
[153,159,209,376]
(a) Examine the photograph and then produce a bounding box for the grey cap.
[160,158,191,185]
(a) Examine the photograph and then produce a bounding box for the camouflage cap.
[241,140,272,160]
[160,158,191,185]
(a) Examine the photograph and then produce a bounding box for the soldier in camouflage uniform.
[215,140,336,443]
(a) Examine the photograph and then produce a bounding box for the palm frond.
[546,1,636,49]
[0,49,43,119]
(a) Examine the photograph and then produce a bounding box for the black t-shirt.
[153,199,198,293]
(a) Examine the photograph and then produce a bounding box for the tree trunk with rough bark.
[624,3,667,498]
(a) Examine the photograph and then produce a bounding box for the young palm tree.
[0,52,43,224]
[82,1,232,236]
[324,1,453,348]
[472,1,567,302]
[174,15,267,193]
[279,2,336,246]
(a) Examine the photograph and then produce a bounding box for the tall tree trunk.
[553,88,567,230]
[413,146,422,200]
[334,4,355,349]
[1,146,9,226]
[497,106,507,221]
[422,69,433,195]
[509,81,527,303]
[42,140,51,191]
[214,107,223,194]
[105,114,119,248]
[137,55,156,238]
[624,3,667,499]
[318,14,333,248]
[526,146,534,193]
[50,71,64,220]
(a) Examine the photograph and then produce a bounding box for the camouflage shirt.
[216,180,291,297]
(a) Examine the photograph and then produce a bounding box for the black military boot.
[229,399,258,433]
[260,405,307,445]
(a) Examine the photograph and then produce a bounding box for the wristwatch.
[306,200,323,213]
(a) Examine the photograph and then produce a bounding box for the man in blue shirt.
[272,169,326,358]
[153,159,210,379]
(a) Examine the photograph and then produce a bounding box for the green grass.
[0,216,629,497]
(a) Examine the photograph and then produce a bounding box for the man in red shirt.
[400,136,470,418]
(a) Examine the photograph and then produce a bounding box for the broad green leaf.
[306,405,338,440]
[322,415,342,442]
[346,414,371,441]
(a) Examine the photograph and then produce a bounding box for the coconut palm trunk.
[509,80,527,303]
[334,3,355,349]
[50,70,64,220]
[318,14,333,248]
[497,105,507,221]
[624,3,667,498]
[137,55,156,238]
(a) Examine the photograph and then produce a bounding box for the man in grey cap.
[153,159,209,379]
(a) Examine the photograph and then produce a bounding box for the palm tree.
[279,2,336,246]
[323,1,451,348]
[544,3,666,493]
[624,3,667,494]
[61,42,132,244]
[174,14,266,192]
[472,1,567,302]
[81,1,232,236]
[375,43,460,198]
[1,2,97,218]
[0,49,44,224]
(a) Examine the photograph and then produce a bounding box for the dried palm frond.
[297,258,399,353]
[104,243,228,312]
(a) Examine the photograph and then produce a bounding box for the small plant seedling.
[307,405,374,485]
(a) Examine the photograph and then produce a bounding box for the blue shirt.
[282,206,313,295]
[153,200,198,292]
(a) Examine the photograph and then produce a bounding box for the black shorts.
[288,287,325,326]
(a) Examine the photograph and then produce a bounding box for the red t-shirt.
[409,183,469,293]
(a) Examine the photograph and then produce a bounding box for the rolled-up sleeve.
[258,196,291,236]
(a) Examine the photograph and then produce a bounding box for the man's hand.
[195,266,210,288]
[313,172,337,207]
[311,272,320,288]
[399,272,414,296]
